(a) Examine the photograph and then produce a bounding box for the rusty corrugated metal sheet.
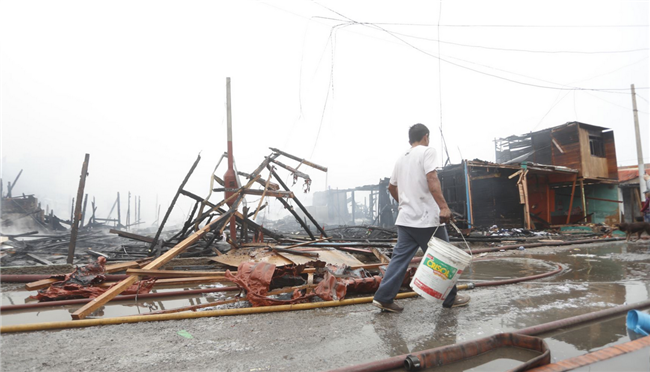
[618,164,650,182]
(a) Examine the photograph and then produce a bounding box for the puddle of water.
[0,288,241,326]
[387,346,542,371]
[462,258,557,282]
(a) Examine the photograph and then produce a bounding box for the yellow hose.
[0,292,419,333]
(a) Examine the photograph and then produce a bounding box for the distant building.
[309,178,396,227]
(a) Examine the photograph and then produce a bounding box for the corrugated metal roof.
[618,164,650,182]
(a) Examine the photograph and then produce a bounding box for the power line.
[312,10,649,93]
[636,93,650,104]
[584,90,650,114]
[310,22,349,159]
[326,21,649,28]
[569,56,649,85]
[375,29,649,55]
[531,90,573,131]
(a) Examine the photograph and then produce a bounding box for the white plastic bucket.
[410,236,472,302]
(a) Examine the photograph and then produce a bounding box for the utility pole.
[631,84,646,202]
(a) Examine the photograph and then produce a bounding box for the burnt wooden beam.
[148,154,201,253]
[72,202,238,320]
[269,167,328,238]
[7,169,23,198]
[68,154,90,264]
[117,192,122,228]
[269,148,328,172]
[276,196,316,240]
[80,194,88,228]
[238,171,280,191]
[212,188,293,198]
[268,158,311,181]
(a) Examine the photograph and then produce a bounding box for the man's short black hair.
[409,123,429,144]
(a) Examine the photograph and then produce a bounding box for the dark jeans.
[374,225,458,308]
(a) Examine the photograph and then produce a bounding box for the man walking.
[373,123,470,313]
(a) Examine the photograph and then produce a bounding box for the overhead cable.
[312,10,648,93]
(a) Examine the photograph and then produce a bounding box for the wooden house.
[439,122,620,229]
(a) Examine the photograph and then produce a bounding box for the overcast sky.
[1,0,648,226]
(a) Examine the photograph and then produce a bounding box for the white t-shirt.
[390,145,442,227]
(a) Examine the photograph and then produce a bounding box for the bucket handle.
[434,221,473,260]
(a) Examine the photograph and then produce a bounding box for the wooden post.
[91,196,96,225]
[68,154,90,264]
[566,175,578,224]
[546,181,551,224]
[7,169,23,198]
[117,192,122,228]
[580,179,587,220]
[351,191,356,224]
[126,192,131,229]
[466,166,474,227]
[522,170,532,229]
[80,194,88,228]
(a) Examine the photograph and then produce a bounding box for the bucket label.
[423,253,458,280]
[413,278,445,299]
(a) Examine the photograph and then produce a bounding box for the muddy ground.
[2,241,650,371]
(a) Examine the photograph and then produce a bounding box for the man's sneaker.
[372,300,404,313]
[450,294,470,308]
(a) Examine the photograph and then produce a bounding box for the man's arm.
[426,171,451,223]
[388,183,399,203]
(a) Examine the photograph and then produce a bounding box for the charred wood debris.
[1,148,616,315]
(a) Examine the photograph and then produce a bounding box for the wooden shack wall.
[438,165,469,227]
[526,174,552,227]
[551,125,583,176]
[531,130,552,165]
[604,131,618,179]
[579,126,609,179]
[468,167,523,228]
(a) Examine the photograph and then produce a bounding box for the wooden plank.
[71,210,234,320]
[95,276,233,288]
[26,253,54,266]
[105,261,143,273]
[126,269,227,278]
[371,248,390,264]
[25,278,58,291]
[242,189,293,198]
[109,229,155,243]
